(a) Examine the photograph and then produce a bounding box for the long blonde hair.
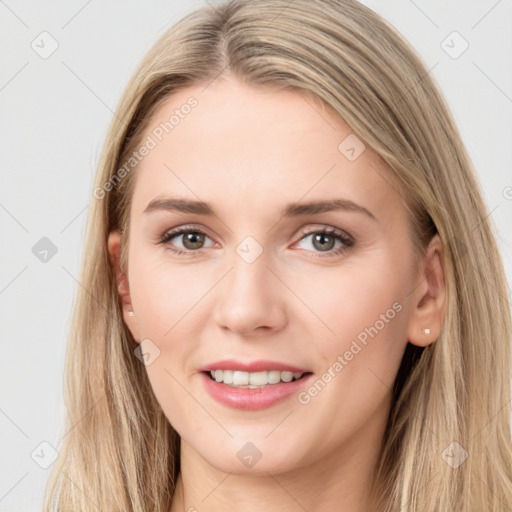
[44,0,512,510]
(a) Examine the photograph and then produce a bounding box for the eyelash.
[158,224,354,259]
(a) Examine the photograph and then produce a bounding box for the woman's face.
[109,77,441,476]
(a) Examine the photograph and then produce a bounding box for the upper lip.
[200,359,311,373]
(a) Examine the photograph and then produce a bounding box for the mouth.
[200,369,314,410]
[199,359,314,410]
[203,369,312,388]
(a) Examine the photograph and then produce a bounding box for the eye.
[159,225,215,256]
[293,227,354,257]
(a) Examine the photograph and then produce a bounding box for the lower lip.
[200,372,313,411]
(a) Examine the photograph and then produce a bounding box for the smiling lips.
[200,359,313,410]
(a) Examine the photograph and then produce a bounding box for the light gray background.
[1,1,511,510]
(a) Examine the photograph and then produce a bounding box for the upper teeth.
[210,370,304,387]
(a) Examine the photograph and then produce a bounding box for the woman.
[43,0,512,510]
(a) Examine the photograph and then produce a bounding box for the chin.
[188,435,307,475]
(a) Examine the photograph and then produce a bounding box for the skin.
[108,76,446,512]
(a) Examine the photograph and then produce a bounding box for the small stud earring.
[127,311,135,317]
[423,328,430,335]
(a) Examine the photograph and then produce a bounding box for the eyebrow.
[143,197,376,221]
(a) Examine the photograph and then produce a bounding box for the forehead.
[130,79,406,224]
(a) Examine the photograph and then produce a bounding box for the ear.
[407,234,446,347]
[107,230,141,343]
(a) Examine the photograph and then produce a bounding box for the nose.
[212,248,288,337]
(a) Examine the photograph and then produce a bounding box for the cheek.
[127,254,219,430]
[294,259,409,399]
[295,258,406,341]
[130,253,216,339]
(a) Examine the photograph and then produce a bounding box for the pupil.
[313,233,334,251]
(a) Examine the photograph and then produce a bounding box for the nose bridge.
[228,238,273,309]
[231,242,269,294]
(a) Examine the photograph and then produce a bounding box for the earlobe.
[107,230,140,342]
[407,234,446,347]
